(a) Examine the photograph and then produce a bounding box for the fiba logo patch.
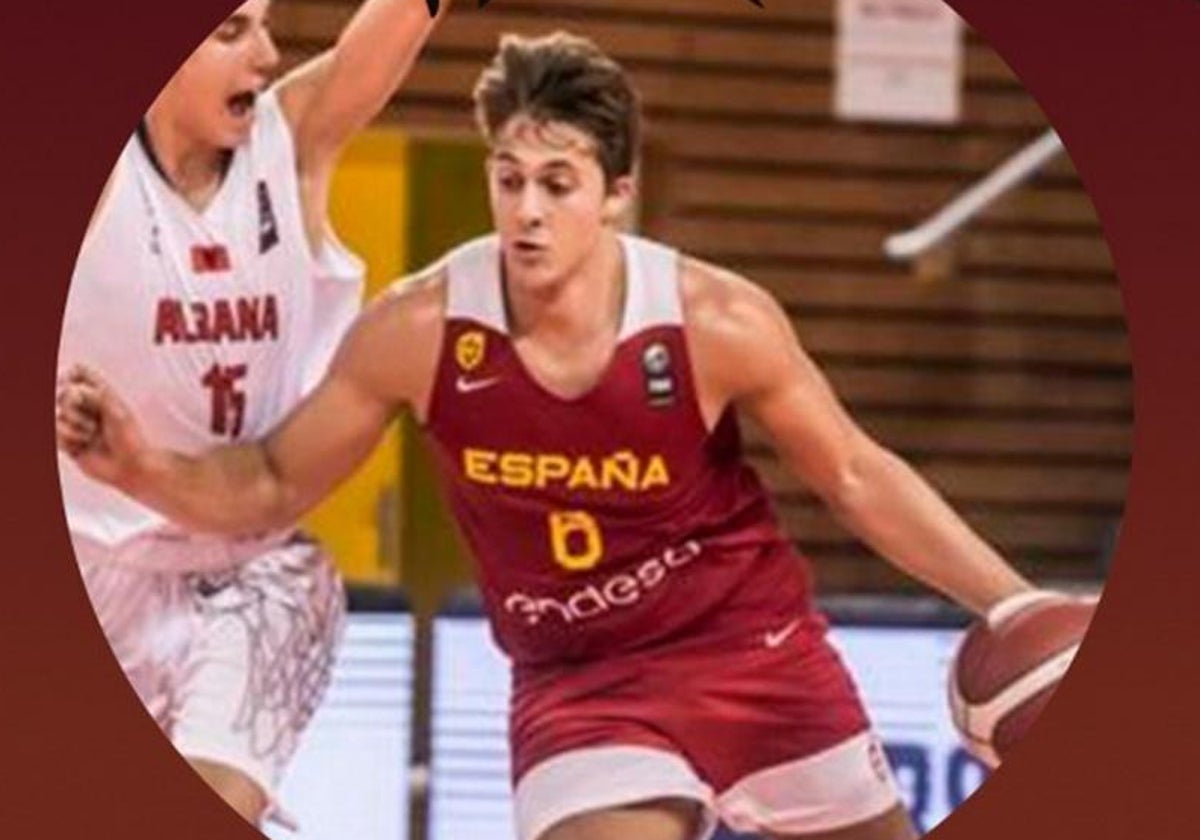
[456,331,487,372]
[643,342,671,376]
[642,341,676,408]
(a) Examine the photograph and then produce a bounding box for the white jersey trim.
[511,731,900,840]
[515,745,718,840]
[444,234,683,336]
[445,234,507,330]
[617,234,683,338]
[716,731,902,835]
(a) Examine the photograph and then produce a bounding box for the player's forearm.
[121,444,298,537]
[317,0,443,140]
[824,444,1033,616]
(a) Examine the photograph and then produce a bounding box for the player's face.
[165,0,280,149]
[487,116,634,290]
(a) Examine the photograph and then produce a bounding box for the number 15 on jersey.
[201,362,247,438]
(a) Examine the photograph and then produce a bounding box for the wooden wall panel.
[274,0,1129,592]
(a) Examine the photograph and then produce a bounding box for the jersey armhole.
[672,254,731,438]
[671,323,723,441]
[260,83,366,284]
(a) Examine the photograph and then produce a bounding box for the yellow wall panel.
[302,129,408,585]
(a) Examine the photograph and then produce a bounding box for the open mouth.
[226,90,258,119]
[515,240,546,255]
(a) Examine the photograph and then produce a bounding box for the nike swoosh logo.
[456,375,501,394]
[763,618,802,648]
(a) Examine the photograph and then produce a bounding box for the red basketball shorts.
[509,614,902,840]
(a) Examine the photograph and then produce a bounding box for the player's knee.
[538,796,702,840]
[187,758,269,825]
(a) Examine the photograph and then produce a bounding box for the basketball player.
[59,32,1039,840]
[55,0,444,826]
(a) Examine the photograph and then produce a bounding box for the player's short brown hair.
[473,31,641,188]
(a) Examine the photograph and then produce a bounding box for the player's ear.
[602,174,635,226]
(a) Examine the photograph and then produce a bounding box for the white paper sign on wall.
[835,0,964,124]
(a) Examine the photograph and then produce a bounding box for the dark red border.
[5,2,265,836]
[4,1,1196,837]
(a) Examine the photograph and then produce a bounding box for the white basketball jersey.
[58,87,364,547]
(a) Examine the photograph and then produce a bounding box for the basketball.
[948,591,1096,767]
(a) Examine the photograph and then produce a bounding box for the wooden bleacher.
[273,0,1129,592]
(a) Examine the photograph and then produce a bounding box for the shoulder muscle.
[681,257,802,417]
[331,263,447,420]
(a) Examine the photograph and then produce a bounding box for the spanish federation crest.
[456,330,487,371]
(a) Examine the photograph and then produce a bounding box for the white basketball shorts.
[72,530,345,803]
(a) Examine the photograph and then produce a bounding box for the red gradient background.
[3,1,1197,837]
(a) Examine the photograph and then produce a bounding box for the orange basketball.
[948,591,1095,767]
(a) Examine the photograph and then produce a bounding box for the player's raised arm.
[682,260,1033,617]
[277,0,447,174]
[56,274,444,537]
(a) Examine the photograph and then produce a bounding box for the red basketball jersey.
[425,235,818,669]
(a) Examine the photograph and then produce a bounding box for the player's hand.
[55,364,151,490]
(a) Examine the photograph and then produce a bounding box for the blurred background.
[251,0,1127,837]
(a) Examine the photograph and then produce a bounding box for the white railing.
[884,129,1065,260]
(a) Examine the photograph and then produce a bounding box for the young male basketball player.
[59,32,1036,840]
[55,0,444,825]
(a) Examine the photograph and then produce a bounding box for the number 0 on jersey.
[548,510,604,571]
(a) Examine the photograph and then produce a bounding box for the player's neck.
[505,233,625,344]
[141,105,231,209]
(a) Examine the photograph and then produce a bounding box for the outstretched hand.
[55,364,150,490]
